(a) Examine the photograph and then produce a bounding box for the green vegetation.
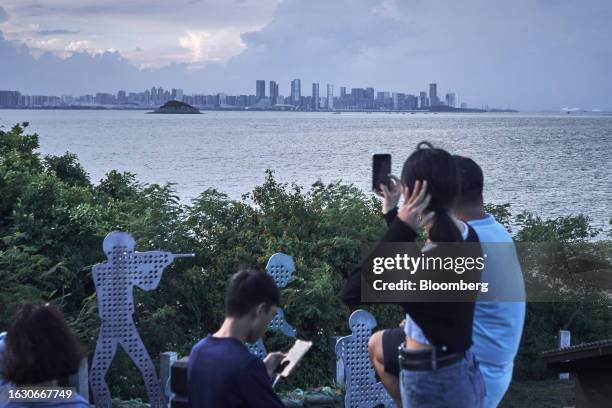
[1,123,611,399]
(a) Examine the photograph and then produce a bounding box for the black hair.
[225,268,280,317]
[400,141,462,242]
[453,155,484,206]
[3,303,85,385]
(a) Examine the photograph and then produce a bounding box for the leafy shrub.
[0,123,610,398]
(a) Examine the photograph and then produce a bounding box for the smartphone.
[372,154,391,192]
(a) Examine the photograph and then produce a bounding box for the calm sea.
[1,110,610,231]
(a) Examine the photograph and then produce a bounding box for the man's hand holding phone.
[263,351,287,379]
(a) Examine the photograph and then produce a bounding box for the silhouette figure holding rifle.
[90,231,194,408]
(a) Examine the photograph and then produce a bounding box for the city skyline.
[0,79,473,111]
[0,0,611,110]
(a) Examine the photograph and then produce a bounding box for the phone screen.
[372,154,391,192]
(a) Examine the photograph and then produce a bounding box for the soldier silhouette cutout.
[335,310,396,408]
[90,231,194,408]
[247,253,297,358]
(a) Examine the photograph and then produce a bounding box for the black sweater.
[341,208,482,352]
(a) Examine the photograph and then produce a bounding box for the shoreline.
[0,106,518,113]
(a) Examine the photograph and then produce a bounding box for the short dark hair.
[2,303,85,385]
[225,268,280,317]
[453,155,484,205]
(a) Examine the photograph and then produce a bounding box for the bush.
[0,123,611,399]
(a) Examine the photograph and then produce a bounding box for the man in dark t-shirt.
[188,269,286,408]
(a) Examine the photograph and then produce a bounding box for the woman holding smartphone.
[342,141,486,407]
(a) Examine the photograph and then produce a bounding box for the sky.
[1,0,611,111]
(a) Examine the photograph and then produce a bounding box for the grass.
[500,379,575,408]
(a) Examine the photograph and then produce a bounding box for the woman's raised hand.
[397,180,435,231]
[377,174,402,214]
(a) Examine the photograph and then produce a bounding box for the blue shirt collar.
[466,213,496,228]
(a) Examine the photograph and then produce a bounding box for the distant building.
[237,95,249,107]
[312,83,319,110]
[392,93,400,110]
[406,94,419,110]
[76,94,94,105]
[445,92,457,108]
[269,81,279,104]
[95,93,115,105]
[460,102,468,109]
[0,90,22,107]
[291,79,301,106]
[150,87,157,103]
[365,87,375,101]
[419,91,429,109]
[256,80,266,101]
[429,83,438,106]
[2,80,470,112]
[326,84,334,110]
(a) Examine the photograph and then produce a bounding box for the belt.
[398,345,465,371]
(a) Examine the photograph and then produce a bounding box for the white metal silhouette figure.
[90,231,194,408]
[335,310,396,408]
[247,253,297,358]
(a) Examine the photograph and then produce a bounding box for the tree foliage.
[0,123,610,397]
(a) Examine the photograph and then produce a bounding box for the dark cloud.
[0,6,9,22]
[191,0,612,110]
[15,4,65,16]
[1,0,611,110]
[10,0,278,28]
[36,29,79,36]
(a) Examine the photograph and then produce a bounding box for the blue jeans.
[399,349,486,408]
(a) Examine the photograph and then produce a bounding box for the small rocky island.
[149,100,201,114]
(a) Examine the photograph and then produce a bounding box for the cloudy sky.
[1,0,611,110]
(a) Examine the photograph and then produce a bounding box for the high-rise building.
[445,92,457,108]
[419,91,429,109]
[326,84,334,110]
[406,94,419,110]
[0,91,21,107]
[312,83,319,110]
[291,79,301,106]
[150,87,157,103]
[340,87,347,99]
[365,88,375,101]
[256,80,266,101]
[429,83,438,106]
[270,81,279,104]
[95,93,115,105]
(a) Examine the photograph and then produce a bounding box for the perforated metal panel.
[90,231,194,408]
[247,253,297,358]
[335,310,396,408]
